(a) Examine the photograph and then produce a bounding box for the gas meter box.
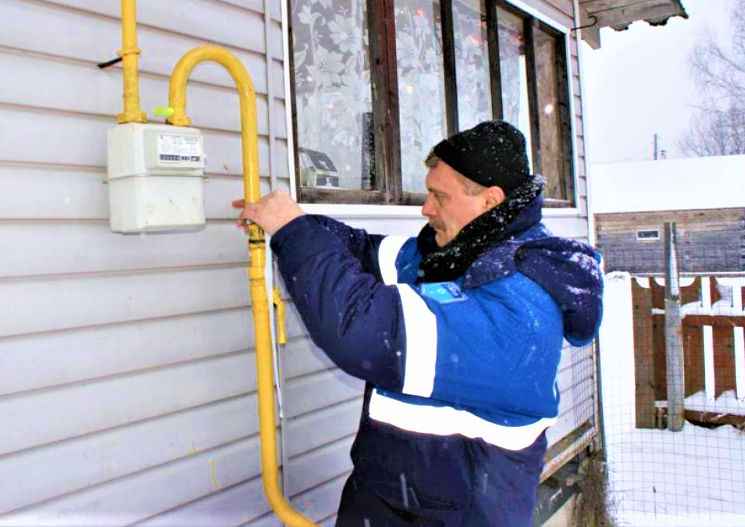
[107,123,206,233]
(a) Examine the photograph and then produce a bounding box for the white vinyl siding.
[0,0,353,525]
[0,0,595,525]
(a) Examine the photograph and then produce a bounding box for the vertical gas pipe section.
[118,0,147,124]
[167,46,317,527]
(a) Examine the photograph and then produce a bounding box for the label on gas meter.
[157,134,202,163]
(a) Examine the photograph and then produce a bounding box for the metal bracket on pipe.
[98,56,123,69]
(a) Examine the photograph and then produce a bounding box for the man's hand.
[232,190,305,236]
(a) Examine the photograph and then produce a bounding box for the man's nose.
[421,196,435,218]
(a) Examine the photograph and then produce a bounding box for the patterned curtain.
[395,0,448,192]
[292,0,373,189]
[453,0,491,131]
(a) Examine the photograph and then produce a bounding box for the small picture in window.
[299,147,340,188]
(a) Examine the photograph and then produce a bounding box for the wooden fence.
[632,274,745,428]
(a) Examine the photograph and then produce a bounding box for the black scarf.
[416,176,545,283]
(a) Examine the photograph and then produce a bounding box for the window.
[395,0,449,193]
[290,0,375,193]
[636,230,660,241]
[287,0,575,206]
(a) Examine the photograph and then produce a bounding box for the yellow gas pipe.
[167,47,317,527]
[118,0,147,124]
[117,1,315,520]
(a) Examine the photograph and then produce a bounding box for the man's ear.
[483,186,506,210]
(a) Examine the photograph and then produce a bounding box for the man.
[234,121,603,526]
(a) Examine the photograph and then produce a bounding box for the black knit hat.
[432,120,530,196]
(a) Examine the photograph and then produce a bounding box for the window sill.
[300,203,424,219]
[300,203,583,219]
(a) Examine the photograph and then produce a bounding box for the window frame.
[636,229,661,242]
[285,0,577,208]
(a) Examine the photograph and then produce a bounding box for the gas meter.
[107,123,206,233]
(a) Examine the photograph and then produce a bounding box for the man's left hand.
[232,190,305,236]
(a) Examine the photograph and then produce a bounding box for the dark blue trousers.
[335,415,547,527]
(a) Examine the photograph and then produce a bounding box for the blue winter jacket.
[270,197,604,452]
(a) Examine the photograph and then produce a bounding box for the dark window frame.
[636,229,661,241]
[286,0,576,208]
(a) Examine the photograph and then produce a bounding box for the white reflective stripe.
[395,284,437,397]
[369,389,556,451]
[377,236,410,285]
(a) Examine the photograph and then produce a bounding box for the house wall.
[0,0,593,526]
[596,209,745,274]
[0,1,325,525]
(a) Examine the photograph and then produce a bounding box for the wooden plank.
[0,308,253,397]
[542,425,595,483]
[544,420,592,466]
[677,315,745,328]
[544,0,575,17]
[440,0,460,135]
[632,278,657,428]
[0,107,269,177]
[655,407,745,427]
[582,0,686,28]
[0,50,279,137]
[713,325,737,397]
[487,0,503,120]
[0,435,270,527]
[0,266,250,338]
[0,394,260,515]
[516,0,574,25]
[285,398,363,459]
[582,0,660,10]
[0,351,258,457]
[0,0,282,97]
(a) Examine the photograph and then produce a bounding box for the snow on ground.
[591,156,745,214]
[599,273,745,527]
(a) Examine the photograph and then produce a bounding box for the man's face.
[421,161,491,247]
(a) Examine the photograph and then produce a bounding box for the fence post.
[664,222,685,431]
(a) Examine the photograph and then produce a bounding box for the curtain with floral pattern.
[395,0,448,192]
[453,0,492,131]
[292,0,373,189]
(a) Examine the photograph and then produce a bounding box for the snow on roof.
[590,155,745,214]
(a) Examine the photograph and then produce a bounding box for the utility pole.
[664,222,685,431]
[654,133,659,160]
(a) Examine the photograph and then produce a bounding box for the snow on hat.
[432,120,530,196]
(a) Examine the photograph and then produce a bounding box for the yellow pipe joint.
[167,46,317,527]
[118,0,147,124]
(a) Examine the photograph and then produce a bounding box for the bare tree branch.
[680,0,745,157]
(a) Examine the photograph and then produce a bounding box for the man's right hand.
[232,190,305,236]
